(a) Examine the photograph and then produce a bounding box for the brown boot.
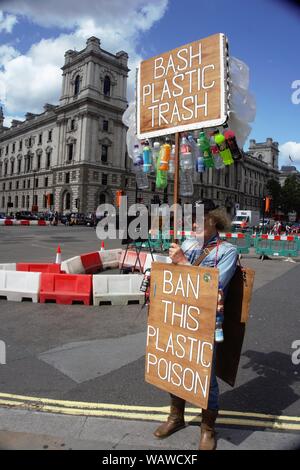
[154,395,186,439]
[199,409,218,450]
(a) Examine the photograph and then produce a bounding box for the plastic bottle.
[142,140,152,173]
[214,131,234,166]
[179,137,193,171]
[180,170,194,197]
[224,129,243,161]
[198,132,214,168]
[156,151,168,190]
[196,139,205,173]
[168,144,175,175]
[210,135,225,170]
[159,138,171,171]
[152,142,161,170]
[132,145,149,189]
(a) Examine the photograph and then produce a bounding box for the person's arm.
[217,246,238,290]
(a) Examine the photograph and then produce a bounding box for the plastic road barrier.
[40,273,92,305]
[0,263,16,271]
[93,274,144,306]
[0,270,41,302]
[219,232,251,254]
[254,235,299,258]
[99,249,122,270]
[80,252,102,274]
[61,256,85,274]
[119,250,148,272]
[16,263,62,273]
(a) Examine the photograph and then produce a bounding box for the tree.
[266,178,282,212]
[280,175,300,216]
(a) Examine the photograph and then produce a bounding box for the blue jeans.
[207,347,219,410]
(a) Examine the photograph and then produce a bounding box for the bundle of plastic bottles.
[129,128,242,195]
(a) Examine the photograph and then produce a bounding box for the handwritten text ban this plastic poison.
[146,269,213,398]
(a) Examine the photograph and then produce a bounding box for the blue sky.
[0,0,299,167]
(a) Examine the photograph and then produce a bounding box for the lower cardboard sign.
[145,262,219,409]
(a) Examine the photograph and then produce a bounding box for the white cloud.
[279,141,300,169]
[0,10,17,33]
[0,44,19,65]
[0,0,169,119]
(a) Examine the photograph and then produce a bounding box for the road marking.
[0,393,299,431]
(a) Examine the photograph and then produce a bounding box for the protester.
[153,199,238,451]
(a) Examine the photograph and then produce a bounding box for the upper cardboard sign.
[145,262,219,409]
[137,33,228,139]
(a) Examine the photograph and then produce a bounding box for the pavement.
[0,225,299,450]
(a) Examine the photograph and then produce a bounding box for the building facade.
[279,165,300,187]
[0,37,280,216]
[0,37,134,215]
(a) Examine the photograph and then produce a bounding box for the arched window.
[74,75,80,96]
[103,76,111,96]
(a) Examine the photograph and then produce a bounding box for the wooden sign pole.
[173,132,180,243]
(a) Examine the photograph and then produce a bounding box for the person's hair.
[208,207,232,232]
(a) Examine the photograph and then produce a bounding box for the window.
[102,173,108,185]
[27,179,30,189]
[103,120,109,132]
[33,195,38,206]
[0,148,2,157]
[19,141,22,151]
[5,145,8,155]
[101,145,108,163]
[43,195,47,209]
[26,195,30,209]
[65,172,70,184]
[18,159,21,173]
[12,143,15,153]
[16,181,19,189]
[74,75,80,95]
[2,183,5,191]
[65,192,71,210]
[35,177,38,188]
[70,119,75,131]
[44,177,48,188]
[48,130,52,142]
[15,196,18,208]
[4,162,8,175]
[22,195,25,207]
[28,137,32,147]
[103,76,111,96]
[23,180,26,189]
[68,144,73,162]
[38,134,42,145]
[2,196,5,208]
[46,152,51,169]
[37,155,41,170]
[9,182,12,190]
[11,161,14,174]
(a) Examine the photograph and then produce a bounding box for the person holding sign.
[154,199,238,451]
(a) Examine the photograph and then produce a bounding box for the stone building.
[0,37,280,216]
[0,37,133,214]
[279,165,300,187]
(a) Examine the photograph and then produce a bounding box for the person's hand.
[169,243,189,265]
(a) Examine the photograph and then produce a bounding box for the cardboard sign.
[137,33,228,139]
[145,262,219,409]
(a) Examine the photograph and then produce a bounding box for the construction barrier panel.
[0,270,41,302]
[119,250,148,272]
[61,256,85,275]
[93,274,144,306]
[20,220,30,226]
[254,235,299,258]
[4,219,13,226]
[0,219,50,226]
[80,252,102,274]
[16,263,61,273]
[0,263,16,271]
[40,273,92,305]
[219,232,251,254]
[99,249,122,270]
[143,253,172,272]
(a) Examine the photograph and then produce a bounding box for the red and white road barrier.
[219,233,246,239]
[0,219,50,226]
[260,234,297,241]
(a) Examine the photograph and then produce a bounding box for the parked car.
[0,212,6,219]
[15,211,38,220]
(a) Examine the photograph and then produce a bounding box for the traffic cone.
[55,245,62,264]
[100,241,105,251]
